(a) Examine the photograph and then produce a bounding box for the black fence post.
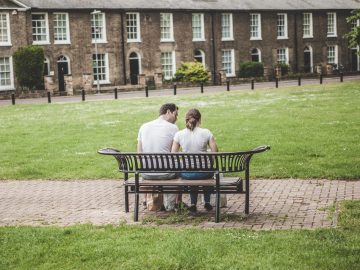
[340,72,343,82]
[320,74,323,84]
[173,84,177,95]
[251,79,254,90]
[145,86,148,97]
[82,89,85,101]
[11,93,15,105]
[275,78,279,88]
[200,82,204,93]
[114,88,118,99]
[226,80,230,91]
[298,76,301,86]
[47,91,51,103]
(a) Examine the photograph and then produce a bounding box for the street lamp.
[91,9,101,94]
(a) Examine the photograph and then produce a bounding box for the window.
[327,13,337,37]
[221,13,233,40]
[53,13,70,44]
[32,13,49,44]
[250,14,261,40]
[303,13,313,38]
[277,48,288,64]
[92,53,109,83]
[126,12,141,42]
[351,19,359,30]
[327,45,338,64]
[91,12,106,43]
[0,13,11,46]
[192,13,205,41]
[160,13,174,41]
[222,49,235,77]
[161,51,175,80]
[277,13,288,39]
[44,57,50,76]
[251,48,261,62]
[194,49,205,65]
[0,57,14,90]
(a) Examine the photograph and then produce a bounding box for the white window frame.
[221,13,233,41]
[0,13,11,46]
[126,12,141,42]
[160,13,174,42]
[251,48,262,62]
[44,56,50,75]
[194,49,205,66]
[277,48,289,64]
[93,53,110,84]
[161,51,176,80]
[192,13,205,41]
[91,12,107,44]
[277,13,288,39]
[32,12,50,45]
[327,12,337,37]
[53,12,70,44]
[327,45,338,64]
[250,13,262,40]
[303,13,313,38]
[0,56,14,91]
[222,49,235,77]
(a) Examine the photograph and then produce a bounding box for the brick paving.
[0,179,359,230]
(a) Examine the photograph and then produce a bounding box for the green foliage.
[174,61,209,83]
[13,45,44,90]
[239,61,264,78]
[345,10,360,51]
[276,63,290,75]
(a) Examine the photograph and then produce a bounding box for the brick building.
[0,0,359,94]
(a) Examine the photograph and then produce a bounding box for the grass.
[0,81,359,180]
[0,200,359,269]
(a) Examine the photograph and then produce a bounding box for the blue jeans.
[181,172,214,205]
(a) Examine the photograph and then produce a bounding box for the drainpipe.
[120,11,127,85]
[294,12,299,73]
[211,12,217,84]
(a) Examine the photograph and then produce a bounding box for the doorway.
[351,48,359,71]
[57,55,69,94]
[304,46,312,73]
[129,52,140,85]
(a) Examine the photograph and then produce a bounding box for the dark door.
[57,62,68,94]
[130,58,139,85]
[351,49,358,71]
[304,51,311,73]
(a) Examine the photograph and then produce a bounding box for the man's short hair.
[159,103,178,115]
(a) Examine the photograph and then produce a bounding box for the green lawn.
[0,81,359,180]
[0,200,359,270]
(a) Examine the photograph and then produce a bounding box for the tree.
[13,45,44,90]
[345,10,360,52]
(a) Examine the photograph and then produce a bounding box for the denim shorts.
[180,172,214,180]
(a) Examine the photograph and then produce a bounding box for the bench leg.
[134,192,139,222]
[124,186,129,213]
[215,173,220,223]
[245,189,249,215]
[245,165,250,215]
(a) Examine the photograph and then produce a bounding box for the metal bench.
[98,145,270,222]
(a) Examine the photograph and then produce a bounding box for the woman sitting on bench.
[171,108,219,212]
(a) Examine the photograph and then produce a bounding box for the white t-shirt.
[173,127,213,153]
[137,117,178,153]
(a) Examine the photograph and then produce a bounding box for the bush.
[238,61,264,78]
[174,61,209,83]
[276,63,290,75]
[13,45,44,90]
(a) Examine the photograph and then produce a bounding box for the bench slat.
[124,177,241,186]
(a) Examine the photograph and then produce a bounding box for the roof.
[9,0,360,10]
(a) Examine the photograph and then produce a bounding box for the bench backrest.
[98,146,270,174]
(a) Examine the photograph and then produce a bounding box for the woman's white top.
[173,127,213,153]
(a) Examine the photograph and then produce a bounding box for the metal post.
[82,89,85,101]
[275,78,279,88]
[320,74,323,84]
[145,85,148,97]
[114,88,118,99]
[47,91,51,103]
[173,84,177,95]
[226,80,230,91]
[340,72,343,82]
[11,93,15,105]
[298,76,301,86]
[200,82,204,93]
[251,79,254,90]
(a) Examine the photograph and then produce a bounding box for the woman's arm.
[171,140,181,153]
[209,137,218,152]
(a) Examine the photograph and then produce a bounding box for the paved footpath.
[0,179,359,230]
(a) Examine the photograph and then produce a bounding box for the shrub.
[13,45,44,90]
[238,61,264,78]
[174,61,209,83]
[276,63,290,75]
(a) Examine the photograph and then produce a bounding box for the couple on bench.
[137,103,218,212]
